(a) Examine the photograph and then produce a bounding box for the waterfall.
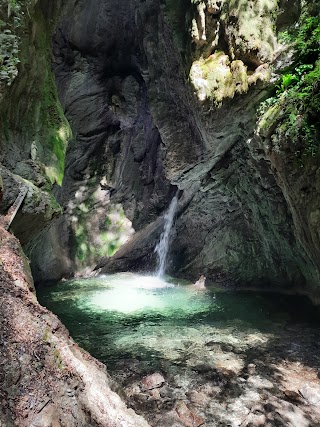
[155,195,178,278]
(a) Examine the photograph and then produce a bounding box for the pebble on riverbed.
[141,373,165,391]
[175,401,205,427]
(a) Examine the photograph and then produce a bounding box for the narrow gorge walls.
[1,0,320,299]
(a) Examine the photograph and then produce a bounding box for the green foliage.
[258,5,320,163]
[295,15,320,63]
[72,194,130,268]
[279,11,320,63]
[260,61,320,160]
[276,64,315,95]
[277,73,298,92]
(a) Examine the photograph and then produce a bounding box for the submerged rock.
[299,384,320,406]
[175,401,205,427]
[192,275,206,290]
[141,373,166,391]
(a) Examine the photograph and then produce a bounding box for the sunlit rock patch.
[187,0,276,102]
[190,53,251,102]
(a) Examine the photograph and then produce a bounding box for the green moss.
[42,330,63,368]
[53,346,63,369]
[258,103,281,136]
[31,9,71,185]
[42,327,51,343]
[26,183,62,221]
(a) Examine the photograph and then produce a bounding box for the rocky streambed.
[38,274,320,427]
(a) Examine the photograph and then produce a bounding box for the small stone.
[125,384,141,398]
[299,384,320,405]
[175,401,205,427]
[247,363,256,375]
[186,390,210,407]
[149,389,161,399]
[141,373,165,390]
[283,389,302,403]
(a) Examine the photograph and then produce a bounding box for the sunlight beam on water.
[90,288,165,313]
[96,272,175,289]
[88,274,211,315]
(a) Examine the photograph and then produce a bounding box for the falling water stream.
[154,195,178,277]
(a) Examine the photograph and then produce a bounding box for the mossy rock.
[0,0,71,187]
[257,103,282,138]
[190,52,252,102]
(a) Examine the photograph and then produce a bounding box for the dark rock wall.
[29,0,179,281]
[1,0,319,298]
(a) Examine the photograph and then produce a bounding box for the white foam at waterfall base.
[154,195,178,277]
[86,273,210,314]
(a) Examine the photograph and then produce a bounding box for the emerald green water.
[37,273,320,374]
